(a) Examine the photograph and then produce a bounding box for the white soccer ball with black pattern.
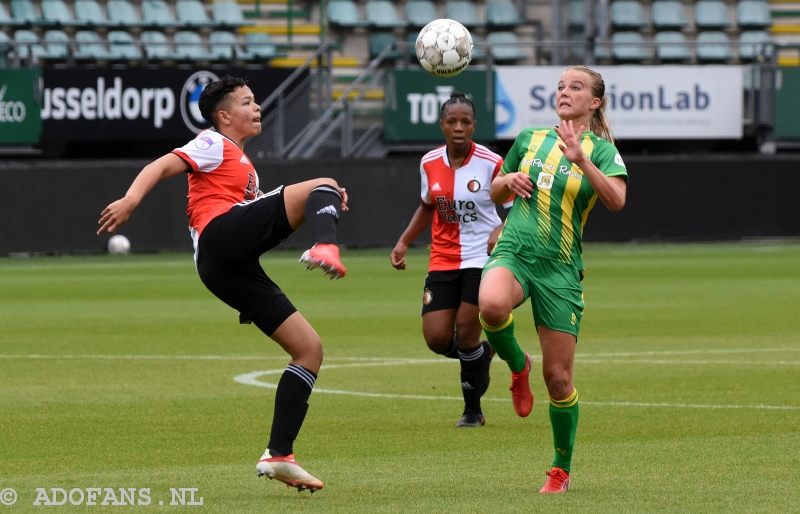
[416,19,473,77]
[107,234,131,255]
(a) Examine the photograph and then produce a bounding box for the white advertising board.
[495,66,743,139]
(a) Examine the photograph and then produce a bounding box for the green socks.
[479,313,527,372]
[549,389,579,472]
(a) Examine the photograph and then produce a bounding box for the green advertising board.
[384,69,494,142]
[0,68,42,144]
[774,67,800,139]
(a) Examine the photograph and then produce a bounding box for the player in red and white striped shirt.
[391,92,513,427]
[97,76,345,492]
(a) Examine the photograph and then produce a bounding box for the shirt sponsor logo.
[536,172,554,190]
[194,136,213,150]
[614,153,626,167]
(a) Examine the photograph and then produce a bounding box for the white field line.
[233,361,800,411]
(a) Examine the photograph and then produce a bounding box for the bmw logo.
[180,71,219,134]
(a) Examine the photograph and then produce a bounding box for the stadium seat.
[13,28,39,60]
[368,31,402,60]
[594,37,613,62]
[107,0,141,26]
[470,36,486,60]
[107,30,142,60]
[444,1,485,28]
[610,0,648,29]
[486,0,523,28]
[36,28,70,59]
[738,30,772,60]
[176,0,215,28]
[208,30,240,60]
[74,0,113,27]
[737,0,771,29]
[10,0,44,25]
[612,31,653,61]
[695,31,733,61]
[40,0,81,26]
[695,0,732,29]
[654,31,692,62]
[365,0,406,28]
[241,32,284,60]
[211,1,253,29]
[173,30,206,60]
[567,0,585,28]
[141,0,180,28]
[0,30,9,66]
[74,29,111,59]
[652,0,689,30]
[1,2,26,26]
[405,0,437,28]
[140,30,174,60]
[327,0,369,28]
[486,31,527,62]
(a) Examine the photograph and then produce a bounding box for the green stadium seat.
[652,0,689,30]
[610,0,648,29]
[1,1,27,26]
[141,0,180,28]
[11,0,45,25]
[74,29,111,59]
[737,0,771,29]
[444,1,485,28]
[567,0,585,28]
[107,30,142,60]
[611,31,653,61]
[242,32,286,60]
[738,30,772,60]
[173,30,206,60]
[696,31,733,61]
[405,0,437,28]
[486,0,524,28]
[365,0,406,28]
[41,0,82,26]
[368,31,402,60]
[695,0,732,29]
[176,0,216,28]
[107,0,142,27]
[74,0,114,27]
[13,28,39,60]
[208,30,241,60]
[328,0,369,28]
[654,31,691,62]
[486,31,527,62]
[211,1,253,29]
[37,28,70,59]
[140,30,174,60]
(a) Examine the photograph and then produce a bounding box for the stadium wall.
[2,155,799,256]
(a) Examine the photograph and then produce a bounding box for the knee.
[423,329,453,353]
[478,298,511,327]
[543,369,573,400]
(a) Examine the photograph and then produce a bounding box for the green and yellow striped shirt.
[498,127,628,271]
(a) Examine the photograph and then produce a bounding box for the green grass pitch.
[1,243,799,512]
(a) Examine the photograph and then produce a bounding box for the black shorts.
[195,186,297,335]
[421,268,482,316]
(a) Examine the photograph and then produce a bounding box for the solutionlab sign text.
[494,65,743,139]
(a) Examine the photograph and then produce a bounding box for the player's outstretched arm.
[97,153,188,235]
[390,203,434,270]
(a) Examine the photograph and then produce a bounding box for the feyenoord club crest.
[467,179,480,193]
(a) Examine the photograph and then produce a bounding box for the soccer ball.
[107,234,131,255]
[416,19,473,77]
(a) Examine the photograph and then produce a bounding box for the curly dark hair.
[198,76,248,128]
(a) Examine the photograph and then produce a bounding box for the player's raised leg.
[284,179,347,279]
[478,266,532,417]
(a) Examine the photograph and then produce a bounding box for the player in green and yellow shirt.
[478,66,628,494]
